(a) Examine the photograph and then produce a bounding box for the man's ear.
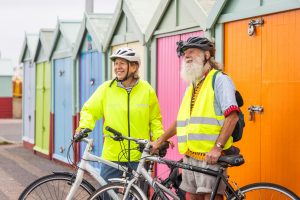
[205,51,211,60]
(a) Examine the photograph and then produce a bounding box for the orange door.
[260,10,300,193]
[224,9,300,195]
[224,18,262,186]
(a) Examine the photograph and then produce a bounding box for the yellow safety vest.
[176,69,233,154]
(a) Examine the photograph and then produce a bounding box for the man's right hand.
[151,140,174,157]
[150,140,161,155]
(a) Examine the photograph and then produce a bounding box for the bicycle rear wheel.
[235,182,300,200]
[88,182,144,200]
[19,173,95,200]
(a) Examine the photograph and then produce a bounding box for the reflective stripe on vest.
[177,117,224,127]
[176,69,233,154]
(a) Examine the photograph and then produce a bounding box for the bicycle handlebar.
[73,128,92,142]
[105,126,148,145]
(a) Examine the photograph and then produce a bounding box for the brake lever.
[104,134,123,141]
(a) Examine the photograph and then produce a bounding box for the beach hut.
[103,0,162,81]
[32,28,55,158]
[206,0,300,194]
[0,59,13,118]
[73,13,112,166]
[49,20,81,163]
[147,0,216,176]
[19,33,38,149]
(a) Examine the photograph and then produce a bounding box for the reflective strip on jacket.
[176,69,233,154]
[78,79,163,161]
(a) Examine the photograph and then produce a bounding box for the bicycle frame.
[115,142,242,200]
[66,137,129,200]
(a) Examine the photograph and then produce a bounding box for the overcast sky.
[0,0,118,66]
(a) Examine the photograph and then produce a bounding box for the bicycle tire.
[88,182,144,200]
[230,182,300,200]
[19,172,95,200]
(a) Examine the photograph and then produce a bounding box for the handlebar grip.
[74,128,92,142]
[105,126,123,137]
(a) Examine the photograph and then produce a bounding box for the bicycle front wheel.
[236,182,300,200]
[88,182,144,200]
[19,173,95,200]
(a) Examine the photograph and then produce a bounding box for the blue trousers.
[100,161,139,182]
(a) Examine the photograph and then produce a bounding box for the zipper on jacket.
[127,90,131,163]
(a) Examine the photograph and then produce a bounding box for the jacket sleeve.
[77,84,105,131]
[149,88,164,141]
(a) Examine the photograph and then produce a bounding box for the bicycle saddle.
[218,154,245,167]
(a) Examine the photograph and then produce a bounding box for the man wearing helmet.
[152,36,239,199]
[75,47,163,182]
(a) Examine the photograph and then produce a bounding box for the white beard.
[180,56,205,83]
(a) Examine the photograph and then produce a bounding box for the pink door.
[156,31,203,177]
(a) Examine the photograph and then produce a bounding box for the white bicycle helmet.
[110,47,141,66]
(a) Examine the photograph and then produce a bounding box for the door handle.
[248,18,264,36]
[248,105,264,121]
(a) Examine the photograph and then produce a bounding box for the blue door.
[54,58,73,163]
[80,51,103,169]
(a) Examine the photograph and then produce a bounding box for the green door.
[34,62,51,155]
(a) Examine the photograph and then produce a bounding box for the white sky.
[0,0,118,66]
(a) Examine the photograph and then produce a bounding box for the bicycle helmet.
[110,47,141,66]
[176,36,215,57]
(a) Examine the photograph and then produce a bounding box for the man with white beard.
[152,36,239,200]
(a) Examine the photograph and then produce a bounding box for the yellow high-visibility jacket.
[177,69,233,154]
[78,79,163,162]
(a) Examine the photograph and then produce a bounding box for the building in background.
[147,0,216,177]
[103,0,162,81]
[48,19,81,164]
[206,0,300,195]
[0,58,13,118]
[73,12,112,166]
[32,28,55,158]
[19,33,38,149]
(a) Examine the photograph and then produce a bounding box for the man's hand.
[205,146,222,165]
[150,140,174,156]
[150,140,161,155]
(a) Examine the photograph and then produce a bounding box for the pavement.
[0,119,23,144]
[0,119,77,200]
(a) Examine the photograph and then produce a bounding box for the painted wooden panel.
[34,61,51,155]
[79,51,103,170]
[0,77,13,97]
[224,18,262,186]
[23,61,35,144]
[53,58,73,163]
[224,9,300,195]
[260,10,300,194]
[156,0,201,32]
[0,97,12,118]
[156,31,202,178]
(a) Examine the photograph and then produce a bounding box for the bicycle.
[88,126,300,200]
[18,128,181,200]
